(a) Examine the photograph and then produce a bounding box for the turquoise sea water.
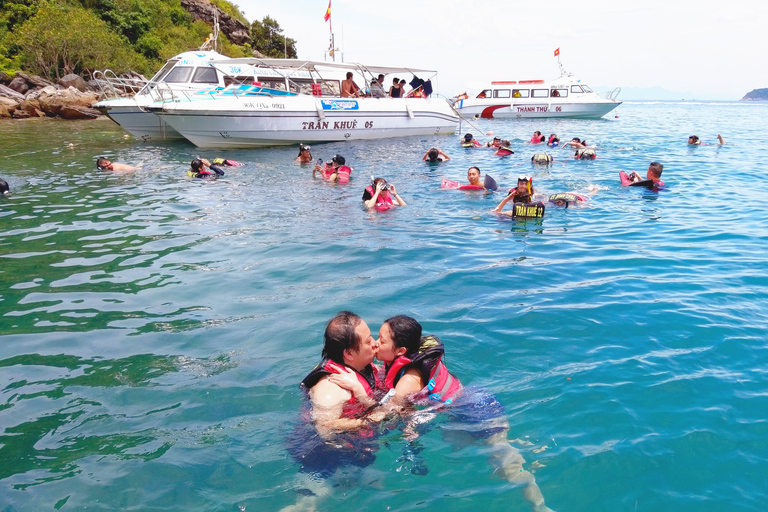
[1,101,767,512]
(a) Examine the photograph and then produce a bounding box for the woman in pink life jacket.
[363,177,406,211]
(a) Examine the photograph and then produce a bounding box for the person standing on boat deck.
[389,77,402,98]
[341,72,362,98]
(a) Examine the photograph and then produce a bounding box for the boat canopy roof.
[214,58,437,76]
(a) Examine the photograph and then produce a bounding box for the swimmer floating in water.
[0,177,9,196]
[96,157,137,172]
[295,143,313,163]
[494,175,534,215]
[688,134,725,145]
[187,158,225,180]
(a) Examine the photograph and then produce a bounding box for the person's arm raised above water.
[389,184,407,206]
[364,181,384,208]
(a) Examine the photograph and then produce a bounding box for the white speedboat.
[94,50,240,140]
[455,69,621,119]
[145,58,460,149]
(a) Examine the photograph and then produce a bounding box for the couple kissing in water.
[285,311,554,512]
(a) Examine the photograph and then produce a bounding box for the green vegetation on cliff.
[0,0,297,79]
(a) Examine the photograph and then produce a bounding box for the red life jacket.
[384,335,462,404]
[365,185,394,211]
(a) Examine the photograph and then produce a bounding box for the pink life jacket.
[336,165,352,183]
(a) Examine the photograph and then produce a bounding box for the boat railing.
[599,87,621,101]
[91,70,148,98]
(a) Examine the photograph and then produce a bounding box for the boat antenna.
[199,12,219,52]
[555,47,570,77]
[324,1,336,62]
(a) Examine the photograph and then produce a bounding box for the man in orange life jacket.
[301,311,380,438]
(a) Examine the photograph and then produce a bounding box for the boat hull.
[456,99,620,119]
[150,97,460,148]
[96,99,185,140]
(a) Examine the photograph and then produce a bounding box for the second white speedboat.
[146,58,460,148]
[454,69,621,120]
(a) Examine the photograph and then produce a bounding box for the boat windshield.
[581,84,593,93]
[150,60,178,83]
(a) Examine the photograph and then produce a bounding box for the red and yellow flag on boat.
[554,48,560,57]
[324,0,331,22]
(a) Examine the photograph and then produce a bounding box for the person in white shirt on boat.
[341,72,362,98]
[370,75,387,98]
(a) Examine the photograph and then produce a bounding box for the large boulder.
[0,96,20,118]
[21,86,102,118]
[180,0,252,46]
[17,72,56,89]
[58,74,88,92]
[0,71,11,85]
[0,84,26,102]
[8,76,29,95]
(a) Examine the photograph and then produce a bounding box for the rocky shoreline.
[0,71,142,120]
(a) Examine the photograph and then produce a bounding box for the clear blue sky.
[239,0,767,100]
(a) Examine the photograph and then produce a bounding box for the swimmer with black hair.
[96,157,137,171]
[628,162,664,185]
[530,131,545,144]
[188,158,225,180]
[423,148,450,162]
[0,177,10,196]
[688,134,725,145]
[461,133,482,148]
[562,138,589,150]
[296,144,313,163]
[493,175,534,215]
[547,134,560,147]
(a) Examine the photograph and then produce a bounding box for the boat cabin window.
[512,89,529,98]
[570,85,584,94]
[493,89,511,99]
[476,89,492,99]
[191,67,219,84]
[163,66,194,83]
[581,85,593,93]
[152,61,178,82]
[532,89,549,98]
[550,88,568,98]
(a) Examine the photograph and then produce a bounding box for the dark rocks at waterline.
[741,88,768,101]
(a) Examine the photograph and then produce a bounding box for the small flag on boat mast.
[324,0,331,22]
[554,48,560,57]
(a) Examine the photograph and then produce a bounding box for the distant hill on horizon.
[742,88,768,101]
